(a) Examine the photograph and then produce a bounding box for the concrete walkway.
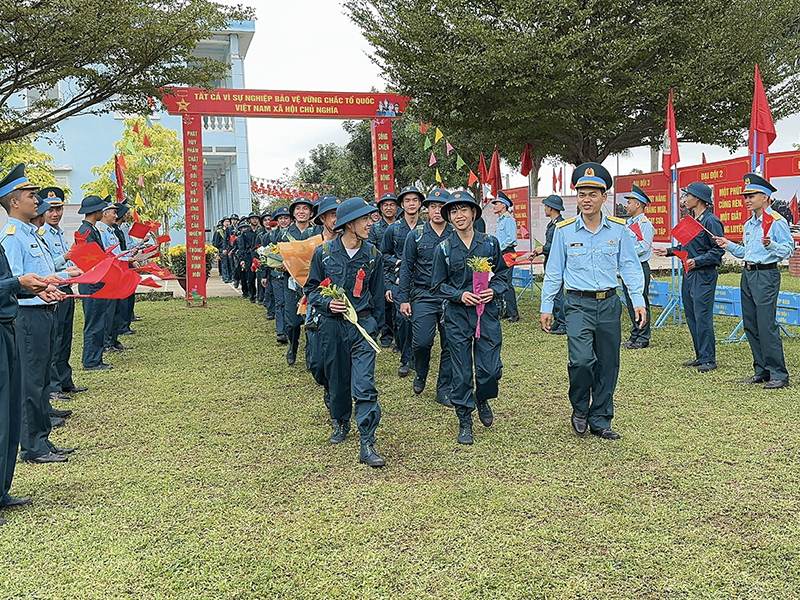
[136,269,241,299]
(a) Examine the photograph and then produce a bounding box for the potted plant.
[165,244,218,292]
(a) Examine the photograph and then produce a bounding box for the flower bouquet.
[466,256,493,339]
[318,278,380,353]
[257,244,285,270]
[279,234,323,314]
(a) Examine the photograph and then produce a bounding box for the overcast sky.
[238,0,800,191]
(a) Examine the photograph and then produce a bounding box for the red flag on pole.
[629,222,644,241]
[478,153,488,186]
[70,242,107,271]
[662,89,680,177]
[789,193,799,224]
[114,154,125,203]
[520,143,533,177]
[552,170,557,193]
[671,215,705,245]
[488,149,502,197]
[749,64,776,157]
[672,249,690,273]
[558,167,563,192]
[701,152,707,164]
[761,210,775,237]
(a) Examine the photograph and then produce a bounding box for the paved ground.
[135,269,241,299]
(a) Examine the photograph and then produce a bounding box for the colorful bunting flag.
[134,192,144,208]
[142,134,151,148]
[456,155,466,170]
[468,171,479,186]
[429,152,437,167]
[446,141,454,156]
[133,122,139,134]
[434,128,443,143]
[118,154,127,170]
[145,115,153,127]
[420,122,427,134]
[423,136,432,150]
[435,169,442,184]
[138,174,145,187]
[101,187,109,199]
[126,139,136,154]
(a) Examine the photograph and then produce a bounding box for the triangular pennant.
[446,141,454,155]
[134,192,144,208]
[101,187,109,199]
[434,128,443,143]
[133,122,140,134]
[126,139,136,154]
[142,134,151,148]
[145,115,153,127]
[423,136,432,150]
[429,152,437,167]
[468,170,479,186]
[456,154,466,170]
[435,168,442,184]
[118,153,127,170]
[420,122,427,134]
[138,174,145,187]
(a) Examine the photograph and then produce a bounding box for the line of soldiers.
[0,164,148,526]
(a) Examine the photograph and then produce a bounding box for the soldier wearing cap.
[0,165,67,520]
[276,197,317,366]
[654,181,724,373]
[715,173,793,389]
[622,184,655,349]
[266,206,292,344]
[111,203,139,338]
[369,192,399,349]
[0,165,74,464]
[38,188,88,401]
[305,197,386,468]
[540,162,645,440]
[212,219,229,283]
[398,188,454,405]
[305,195,342,408]
[96,201,129,354]
[382,186,424,377]
[491,191,520,322]
[431,191,509,445]
[233,219,256,301]
[533,195,566,334]
[227,214,241,288]
[76,195,112,370]
[258,211,275,313]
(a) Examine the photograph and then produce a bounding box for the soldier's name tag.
[569,243,583,248]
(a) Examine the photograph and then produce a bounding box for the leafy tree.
[0,137,60,193]
[345,0,800,168]
[0,0,253,143]
[83,117,183,234]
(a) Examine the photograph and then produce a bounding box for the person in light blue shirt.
[540,162,645,441]
[96,202,130,354]
[715,173,794,389]
[491,191,520,321]
[621,184,655,349]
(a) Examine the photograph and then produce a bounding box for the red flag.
[61,257,116,284]
[420,122,427,134]
[73,229,90,245]
[672,249,690,273]
[133,122,140,134]
[487,149,502,196]
[129,222,150,239]
[761,210,775,237]
[70,242,107,271]
[135,262,177,280]
[478,153,488,185]
[662,89,680,176]
[671,215,705,245]
[629,222,644,241]
[468,170,479,186]
[143,134,152,148]
[749,64,776,157]
[118,154,127,170]
[86,260,141,299]
[520,143,533,177]
[701,152,707,164]
[155,234,171,244]
[558,167,563,192]
[789,193,799,224]
[114,154,125,203]
[552,170,558,193]
[138,276,162,288]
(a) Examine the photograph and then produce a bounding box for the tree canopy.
[0,0,253,143]
[0,138,59,192]
[345,0,800,166]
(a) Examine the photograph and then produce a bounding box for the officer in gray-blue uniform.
[39,188,88,400]
[369,192,399,348]
[76,195,111,370]
[540,163,645,440]
[97,202,129,353]
[431,191,509,445]
[715,173,794,389]
[279,197,317,365]
[382,186,424,376]
[1,172,74,463]
[534,194,566,334]
[654,181,724,372]
[397,188,454,406]
[622,184,655,349]
[491,191,520,321]
[268,206,291,344]
[305,197,386,468]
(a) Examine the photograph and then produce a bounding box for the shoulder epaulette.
[772,211,783,220]
[608,216,626,225]
[556,217,575,228]
[37,227,45,236]
[5,225,15,235]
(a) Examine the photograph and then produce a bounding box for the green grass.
[2,291,800,599]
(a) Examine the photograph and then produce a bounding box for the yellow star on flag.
[176,99,190,111]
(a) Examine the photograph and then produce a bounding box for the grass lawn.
[2,285,800,599]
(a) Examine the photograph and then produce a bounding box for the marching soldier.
[228,214,241,288]
[540,163,645,440]
[715,173,793,389]
[234,219,257,302]
[622,185,654,349]
[305,197,386,467]
[369,193,398,348]
[212,219,229,282]
[268,207,292,344]
[397,188,454,406]
[431,191,509,445]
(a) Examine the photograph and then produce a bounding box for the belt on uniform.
[357,309,372,319]
[566,288,616,300]
[744,262,777,271]
[20,304,57,312]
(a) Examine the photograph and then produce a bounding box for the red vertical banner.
[182,114,207,306]
[370,118,395,202]
[501,186,531,244]
[614,172,672,242]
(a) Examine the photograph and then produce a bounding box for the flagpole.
[752,130,758,171]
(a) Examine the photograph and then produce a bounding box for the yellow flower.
[466,256,493,272]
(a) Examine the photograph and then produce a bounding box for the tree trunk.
[650,146,659,173]
[528,155,543,197]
